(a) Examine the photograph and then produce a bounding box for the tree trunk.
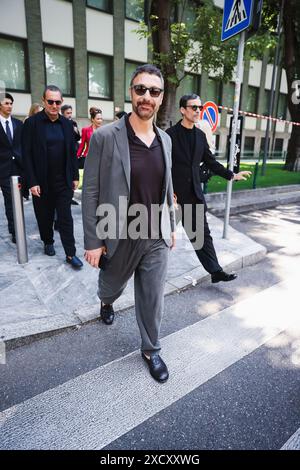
[283,0,300,171]
[150,0,178,129]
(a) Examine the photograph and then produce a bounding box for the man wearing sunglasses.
[22,85,83,268]
[82,64,175,383]
[167,94,251,284]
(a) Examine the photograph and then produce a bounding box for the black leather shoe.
[211,270,237,283]
[44,244,56,256]
[66,255,83,269]
[142,353,169,383]
[11,235,16,244]
[100,303,115,325]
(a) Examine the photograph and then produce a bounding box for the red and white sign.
[200,101,219,133]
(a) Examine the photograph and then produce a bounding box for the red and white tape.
[219,105,300,127]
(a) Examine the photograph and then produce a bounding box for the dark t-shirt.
[125,114,165,238]
[45,117,66,181]
[176,123,195,164]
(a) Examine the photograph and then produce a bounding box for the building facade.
[0,0,291,156]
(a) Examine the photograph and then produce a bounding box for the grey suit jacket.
[82,117,175,258]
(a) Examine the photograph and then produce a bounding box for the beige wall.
[0,0,27,38]
[86,9,113,55]
[124,20,147,62]
[41,0,74,47]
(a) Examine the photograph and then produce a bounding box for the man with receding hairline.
[22,85,82,268]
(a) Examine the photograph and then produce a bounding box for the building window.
[277,93,287,119]
[0,36,28,91]
[246,86,258,114]
[260,137,270,151]
[88,54,112,99]
[244,136,255,152]
[181,73,199,97]
[206,78,221,104]
[262,90,271,116]
[125,61,144,101]
[275,138,283,152]
[45,46,73,96]
[125,0,145,22]
[182,0,198,31]
[86,0,112,13]
[223,82,235,109]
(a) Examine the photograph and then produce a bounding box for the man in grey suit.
[82,64,175,383]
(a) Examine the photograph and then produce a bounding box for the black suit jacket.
[166,121,233,205]
[22,110,79,192]
[0,117,23,178]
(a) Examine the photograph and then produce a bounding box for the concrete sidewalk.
[0,195,266,346]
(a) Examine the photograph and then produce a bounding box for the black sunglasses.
[131,85,164,98]
[186,105,203,111]
[46,99,62,106]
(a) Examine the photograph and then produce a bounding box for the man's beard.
[133,101,156,120]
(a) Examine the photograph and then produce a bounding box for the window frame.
[206,77,222,105]
[87,52,113,101]
[0,33,30,93]
[86,0,113,14]
[44,43,75,97]
[246,85,259,114]
[125,0,145,23]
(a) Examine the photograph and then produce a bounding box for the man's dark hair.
[43,85,62,99]
[116,111,127,119]
[0,92,14,103]
[61,104,72,114]
[130,64,164,87]
[179,94,200,108]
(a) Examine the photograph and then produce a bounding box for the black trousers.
[0,177,15,236]
[32,178,76,257]
[181,203,222,275]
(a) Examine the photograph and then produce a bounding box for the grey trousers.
[98,238,169,355]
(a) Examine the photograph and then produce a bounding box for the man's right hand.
[30,186,41,197]
[84,246,107,268]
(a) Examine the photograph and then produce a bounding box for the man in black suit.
[0,92,23,243]
[22,85,83,268]
[167,94,251,283]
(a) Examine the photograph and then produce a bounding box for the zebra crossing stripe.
[281,428,300,450]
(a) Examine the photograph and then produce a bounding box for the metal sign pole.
[223,30,245,239]
[10,176,28,264]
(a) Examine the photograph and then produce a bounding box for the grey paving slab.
[0,193,266,343]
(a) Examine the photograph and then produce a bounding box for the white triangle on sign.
[225,0,248,31]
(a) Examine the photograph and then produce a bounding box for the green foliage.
[207,162,300,193]
[134,0,283,86]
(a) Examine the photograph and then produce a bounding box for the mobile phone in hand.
[98,254,109,270]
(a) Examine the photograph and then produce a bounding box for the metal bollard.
[10,176,28,264]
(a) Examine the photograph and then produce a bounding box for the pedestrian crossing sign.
[221,0,254,41]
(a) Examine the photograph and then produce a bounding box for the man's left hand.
[73,180,79,190]
[233,171,252,181]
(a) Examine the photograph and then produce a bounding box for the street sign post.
[200,101,219,133]
[221,0,263,239]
